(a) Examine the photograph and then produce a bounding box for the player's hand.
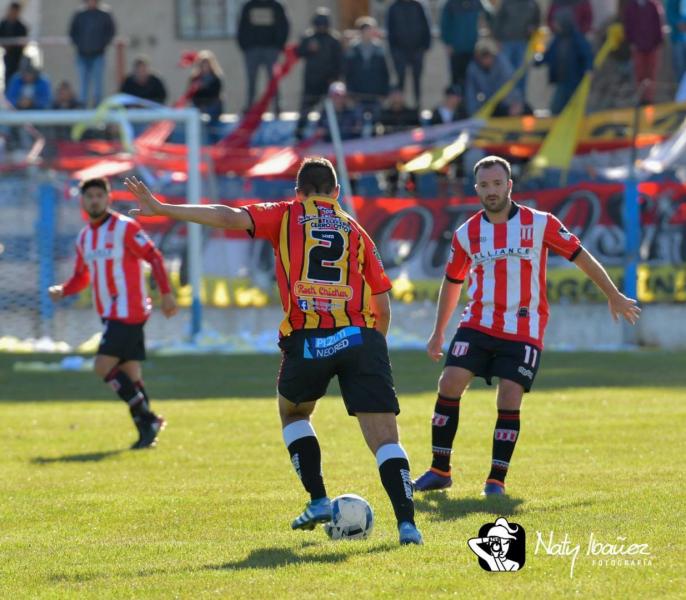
[48,285,64,302]
[426,332,445,362]
[608,292,641,325]
[125,176,164,217]
[161,292,178,318]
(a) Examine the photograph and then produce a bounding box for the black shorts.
[277,326,399,416]
[98,319,146,362]
[444,327,542,392]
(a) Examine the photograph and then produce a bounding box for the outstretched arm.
[427,278,463,361]
[573,248,641,324]
[125,176,253,232]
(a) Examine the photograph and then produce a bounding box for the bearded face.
[474,164,512,215]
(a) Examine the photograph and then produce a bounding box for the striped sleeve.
[360,228,392,294]
[445,231,470,283]
[243,201,290,246]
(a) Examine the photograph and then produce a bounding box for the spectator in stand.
[386,0,431,108]
[666,0,686,82]
[430,84,468,124]
[120,56,167,105]
[379,86,420,135]
[294,8,343,141]
[492,0,541,93]
[68,0,116,107]
[440,0,492,87]
[186,50,224,133]
[622,0,664,104]
[537,10,594,114]
[52,80,81,109]
[317,81,362,142]
[344,17,390,121]
[547,0,593,35]
[237,0,289,114]
[465,38,522,116]
[0,2,28,83]
[6,59,52,109]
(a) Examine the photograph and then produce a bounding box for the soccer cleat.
[413,468,452,492]
[291,497,332,530]
[131,415,166,450]
[398,521,423,545]
[481,479,506,496]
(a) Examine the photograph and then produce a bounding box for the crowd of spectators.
[0,0,684,143]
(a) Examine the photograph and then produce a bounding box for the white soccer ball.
[324,494,374,540]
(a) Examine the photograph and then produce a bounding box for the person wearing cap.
[294,8,343,141]
[465,38,522,116]
[6,58,52,110]
[343,17,390,122]
[430,84,467,124]
[316,81,363,142]
[468,517,521,571]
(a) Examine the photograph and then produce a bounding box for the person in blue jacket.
[6,59,52,110]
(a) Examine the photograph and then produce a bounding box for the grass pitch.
[1,350,684,598]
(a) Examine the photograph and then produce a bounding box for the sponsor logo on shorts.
[294,280,353,300]
[494,428,519,442]
[303,326,362,359]
[432,413,449,427]
[452,341,470,357]
[518,366,534,379]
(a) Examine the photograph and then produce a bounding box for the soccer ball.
[324,494,374,540]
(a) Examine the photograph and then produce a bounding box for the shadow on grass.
[415,491,524,521]
[31,449,124,464]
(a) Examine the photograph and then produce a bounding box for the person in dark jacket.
[538,11,594,114]
[379,86,420,134]
[237,0,289,113]
[622,0,664,104]
[68,0,116,107]
[344,17,390,120]
[294,8,343,141]
[120,56,167,105]
[440,0,492,86]
[316,81,363,142]
[186,50,224,123]
[0,2,28,83]
[386,0,431,108]
[492,0,540,93]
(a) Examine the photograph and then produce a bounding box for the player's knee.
[94,357,111,379]
[438,369,469,397]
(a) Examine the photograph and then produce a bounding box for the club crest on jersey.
[452,341,470,357]
[558,225,572,241]
[134,231,151,247]
[520,225,533,241]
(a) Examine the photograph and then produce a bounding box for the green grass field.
[1,350,684,598]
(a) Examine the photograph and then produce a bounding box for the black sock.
[135,380,152,412]
[377,444,415,525]
[430,394,461,473]
[487,409,521,485]
[104,368,154,424]
[282,421,327,501]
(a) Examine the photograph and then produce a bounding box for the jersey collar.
[481,201,519,223]
[304,194,340,206]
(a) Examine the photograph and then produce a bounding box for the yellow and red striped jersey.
[245,195,392,337]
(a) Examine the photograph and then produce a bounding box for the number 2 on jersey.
[307,230,346,283]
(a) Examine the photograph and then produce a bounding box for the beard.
[481,193,509,214]
[85,205,108,219]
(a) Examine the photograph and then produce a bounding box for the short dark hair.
[79,177,110,194]
[296,157,338,196]
[473,155,512,179]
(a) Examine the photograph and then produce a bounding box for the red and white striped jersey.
[62,211,171,324]
[445,203,582,348]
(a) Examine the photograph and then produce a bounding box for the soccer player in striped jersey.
[48,177,177,449]
[414,155,641,495]
[124,158,423,545]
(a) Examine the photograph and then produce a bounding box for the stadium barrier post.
[37,182,57,337]
[324,98,356,218]
[186,108,203,340]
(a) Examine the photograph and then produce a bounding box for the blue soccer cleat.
[398,521,424,545]
[413,468,452,492]
[481,479,506,496]
[291,497,332,530]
